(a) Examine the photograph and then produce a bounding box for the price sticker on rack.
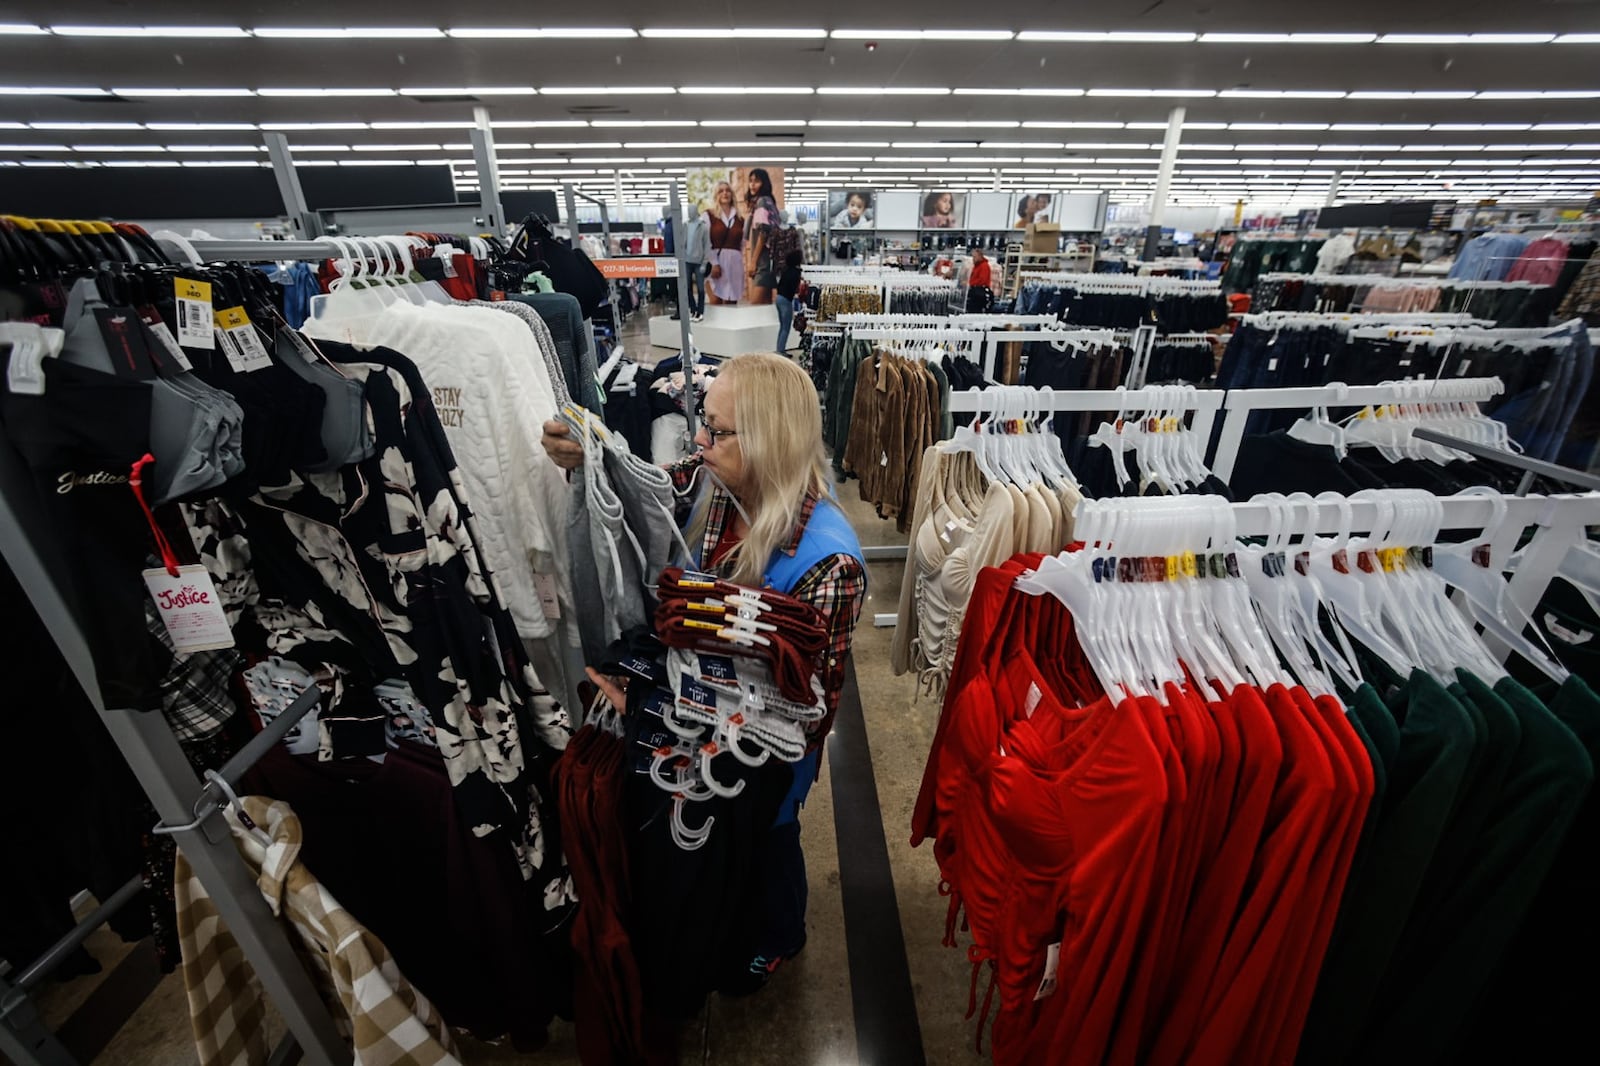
[173,277,215,350]
[214,306,273,372]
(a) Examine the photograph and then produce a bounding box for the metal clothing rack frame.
[1208,377,1509,483]
[863,383,1226,627]
[1067,489,1600,670]
[0,433,347,1065]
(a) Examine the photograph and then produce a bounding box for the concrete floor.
[16,301,985,1066]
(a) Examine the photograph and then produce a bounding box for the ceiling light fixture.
[539,86,676,94]
[1023,120,1125,129]
[252,27,445,38]
[1221,89,1347,99]
[261,122,370,130]
[1477,89,1600,99]
[1018,31,1196,42]
[641,28,826,38]
[807,120,915,127]
[30,121,142,130]
[112,87,255,97]
[917,120,1022,127]
[399,87,537,96]
[1347,90,1475,99]
[1087,88,1218,97]
[492,120,589,128]
[446,27,637,38]
[594,120,699,127]
[831,29,1014,40]
[679,86,815,94]
[52,24,250,37]
[258,87,397,96]
[165,144,264,152]
[699,119,806,127]
[1378,33,1555,44]
[148,122,260,131]
[1198,32,1377,44]
[0,24,47,35]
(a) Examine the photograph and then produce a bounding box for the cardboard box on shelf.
[1024,222,1061,253]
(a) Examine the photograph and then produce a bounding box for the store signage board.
[593,258,680,279]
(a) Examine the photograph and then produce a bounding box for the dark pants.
[686,262,706,316]
[775,294,795,351]
[756,747,820,958]
[966,285,993,313]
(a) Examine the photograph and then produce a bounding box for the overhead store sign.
[593,257,680,279]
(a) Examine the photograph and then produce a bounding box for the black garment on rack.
[245,739,574,1046]
[1145,341,1215,384]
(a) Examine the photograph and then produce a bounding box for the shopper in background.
[775,249,804,352]
[966,246,994,312]
[705,180,745,305]
[744,168,779,305]
[541,354,866,997]
[682,208,710,321]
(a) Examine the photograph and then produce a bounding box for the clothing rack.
[1235,311,1495,330]
[1258,272,1549,291]
[0,432,348,1065]
[1019,271,1222,295]
[1068,489,1600,674]
[844,320,1141,384]
[864,383,1226,627]
[1209,376,1508,483]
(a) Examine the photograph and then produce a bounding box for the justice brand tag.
[215,307,272,372]
[137,306,193,372]
[532,573,561,619]
[143,564,235,653]
[1034,942,1062,1001]
[173,277,215,350]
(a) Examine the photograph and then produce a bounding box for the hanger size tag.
[532,573,561,619]
[6,337,46,395]
[1034,942,1062,1001]
[94,307,157,379]
[173,277,215,350]
[143,564,235,653]
[215,307,272,373]
[137,307,193,372]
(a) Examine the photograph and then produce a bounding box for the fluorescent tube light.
[165,144,264,152]
[0,86,107,95]
[1379,33,1554,44]
[147,122,259,130]
[1220,90,1347,99]
[539,87,676,94]
[0,24,47,35]
[399,87,537,96]
[593,120,699,127]
[446,28,636,38]
[31,121,141,130]
[252,27,445,38]
[53,25,249,37]
[1199,32,1376,43]
[258,88,397,96]
[700,119,806,127]
[1019,31,1196,42]
[1087,88,1217,97]
[261,122,370,130]
[831,29,1013,40]
[1347,90,1475,99]
[491,120,589,128]
[641,28,826,38]
[679,86,815,94]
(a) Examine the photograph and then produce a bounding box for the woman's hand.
[710,264,722,279]
[584,667,628,711]
[541,420,585,470]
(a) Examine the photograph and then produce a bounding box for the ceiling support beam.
[470,106,506,235]
[1143,106,1186,261]
[263,133,320,239]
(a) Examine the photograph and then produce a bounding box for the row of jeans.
[1214,320,1596,466]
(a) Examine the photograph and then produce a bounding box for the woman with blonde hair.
[541,353,865,992]
[704,180,745,305]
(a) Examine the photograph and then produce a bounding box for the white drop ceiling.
[3,1,1600,209]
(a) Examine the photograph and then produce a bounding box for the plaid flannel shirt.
[667,455,866,739]
[175,796,461,1066]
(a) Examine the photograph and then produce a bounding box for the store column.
[1142,106,1185,261]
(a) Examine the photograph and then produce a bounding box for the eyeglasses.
[694,398,738,444]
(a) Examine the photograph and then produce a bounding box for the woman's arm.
[788,552,867,746]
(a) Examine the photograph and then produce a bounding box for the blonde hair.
[688,354,833,586]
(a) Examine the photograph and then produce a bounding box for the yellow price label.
[214,306,251,330]
[1181,551,1198,578]
[685,601,724,614]
[683,618,723,632]
[175,277,212,304]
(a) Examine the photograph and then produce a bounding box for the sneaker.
[719,938,805,998]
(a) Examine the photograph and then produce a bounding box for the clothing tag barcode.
[173,277,215,350]
[140,311,193,371]
[215,307,273,372]
[1034,942,1061,1001]
[533,573,561,619]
